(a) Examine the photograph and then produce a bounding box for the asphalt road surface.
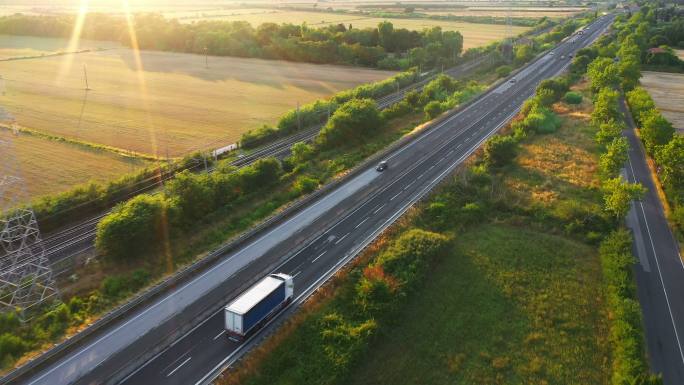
[621,99,684,385]
[19,15,614,385]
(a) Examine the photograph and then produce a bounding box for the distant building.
[647,47,668,54]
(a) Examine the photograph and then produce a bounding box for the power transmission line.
[0,120,59,320]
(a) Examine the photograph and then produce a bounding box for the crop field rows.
[640,71,684,133]
[0,34,395,204]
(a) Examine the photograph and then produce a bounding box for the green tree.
[377,21,394,52]
[599,137,629,178]
[602,177,646,219]
[596,120,625,147]
[564,91,583,105]
[495,65,512,78]
[592,88,621,126]
[655,135,684,194]
[165,171,214,225]
[587,57,620,92]
[514,44,534,65]
[317,99,384,148]
[640,109,675,154]
[626,87,656,126]
[442,30,463,62]
[619,56,641,91]
[424,100,443,120]
[484,135,518,169]
[96,194,169,260]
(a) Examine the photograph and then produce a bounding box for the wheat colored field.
[640,71,684,133]
[178,10,530,49]
[0,130,150,206]
[0,39,395,157]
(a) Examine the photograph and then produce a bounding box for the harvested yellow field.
[421,8,585,18]
[676,49,684,61]
[0,35,118,60]
[0,130,150,205]
[640,71,684,133]
[0,43,394,156]
[178,10,530,49]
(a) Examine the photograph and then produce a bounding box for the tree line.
[0,13,463,70]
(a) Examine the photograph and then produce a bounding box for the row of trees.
[0,14,463,69]
[584,12,665,383]
[613,6,684,235]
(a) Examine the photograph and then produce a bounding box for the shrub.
[317,99,384,149]
[293,176,319,195]
[484,135,518,169]
[424,100,443,119]
[564,91,583,104]
[596,120,625,147]
[495,65,512,78]
[640,109,675,154]
[95,194,169,261]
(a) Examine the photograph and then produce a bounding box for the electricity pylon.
[0,120,58,319]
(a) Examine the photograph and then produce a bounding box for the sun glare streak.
[55,0,89,85]
[122,0,173,266]
[122,0,160,158]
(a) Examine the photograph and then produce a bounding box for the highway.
[621,99,684,385]
[12,15,614,385]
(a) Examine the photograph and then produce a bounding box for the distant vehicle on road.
[224,273,294,341]
[561,55,566,59]
[550,51,555,55]
[509,78,517,84]
[376,160,388,172]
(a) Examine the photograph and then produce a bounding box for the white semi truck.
[224,273,294,341]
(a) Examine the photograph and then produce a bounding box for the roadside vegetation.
[0,70,484,372]
[0,14,591,371]
[605,4,684,239]
[219,47,657,385]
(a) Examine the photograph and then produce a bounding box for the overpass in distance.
[15,14,615,385]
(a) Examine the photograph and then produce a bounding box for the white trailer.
[224,273,294,341]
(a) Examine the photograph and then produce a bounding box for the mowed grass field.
[0,129,150,206]
[0,40,395,156]
[345,225,609,385]
[640,71,684,133]
[178,10,531,49]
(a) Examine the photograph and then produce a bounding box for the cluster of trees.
[254,228,450,383]
[608,8,684,235]
[482,76,570,170]
[5,153,207,234]
[0,14,464,70]
[96,158,283,260]
[626,87,683,232]
[588,72,646,220]
[241,69,418,148]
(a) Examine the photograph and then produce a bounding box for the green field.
[0,38,394,157]
[345,224,609,384]
[177,10,530,49]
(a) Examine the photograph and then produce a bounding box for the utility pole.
[0,120,59,320]
[83,64,90,91]
[296,101,301,131]
[204,47,209,69]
